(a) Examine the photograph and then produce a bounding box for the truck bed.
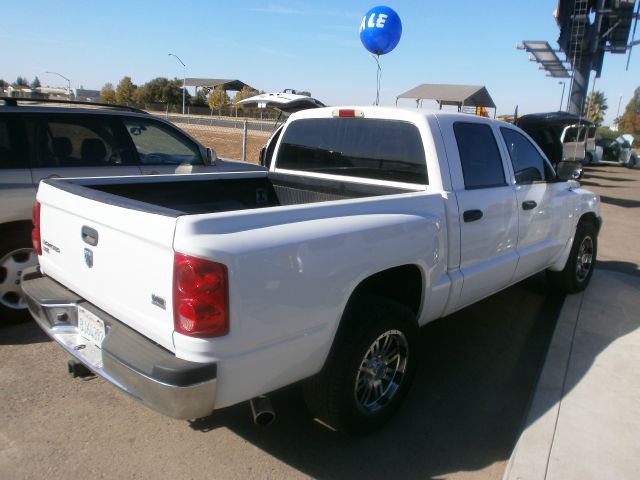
[55,172,417,216]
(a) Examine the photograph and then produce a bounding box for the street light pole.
[168,53,186,115]
[558,81,566,111]
[616,93,623,118]
[45,71,71,100]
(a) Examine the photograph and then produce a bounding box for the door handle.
[522,200,537,210]
[81,226,99,246]
[463,209,483,222]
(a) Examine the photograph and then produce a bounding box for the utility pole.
[45,71,71,100]
[168,53,186,115]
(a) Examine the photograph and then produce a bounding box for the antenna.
[626,0,639,71]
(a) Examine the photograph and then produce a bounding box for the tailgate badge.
[84,248,94,268]
[151,294,166,310]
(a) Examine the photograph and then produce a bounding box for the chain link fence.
[142,103,284,164]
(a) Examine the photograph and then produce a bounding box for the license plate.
[78,306,106,348]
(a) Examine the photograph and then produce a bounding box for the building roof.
[184,78,252,91]
[397,83,496,109]
[75,89,100,99]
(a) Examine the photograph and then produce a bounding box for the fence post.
[242,120,248,162]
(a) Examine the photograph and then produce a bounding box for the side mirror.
[205,147,217,165]
[556,160,583,181]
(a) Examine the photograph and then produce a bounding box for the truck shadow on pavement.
[189,273,565,479]
[0,318,51,346]
[597,195,640,209]
[597,259,640,278]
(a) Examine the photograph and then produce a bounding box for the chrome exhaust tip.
[249,395,275,426]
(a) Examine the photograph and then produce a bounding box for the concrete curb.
[502,290,584,480]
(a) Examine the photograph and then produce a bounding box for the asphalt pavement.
[1,165,638,479]
[502,164,640,480]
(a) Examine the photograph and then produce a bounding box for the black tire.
[547,221,597,294]
[303,295,419,434]
[0,229,37,323]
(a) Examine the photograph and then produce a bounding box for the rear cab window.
[275,118,428,185]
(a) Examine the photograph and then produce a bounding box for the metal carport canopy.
[184,78,252,91]
[396,84,496,109]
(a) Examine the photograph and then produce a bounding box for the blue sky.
[2,0,638,124]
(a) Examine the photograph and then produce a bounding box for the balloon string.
[372,54,381,106]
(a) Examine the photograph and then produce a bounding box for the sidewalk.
[504,269,640,480]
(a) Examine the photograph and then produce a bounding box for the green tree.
[30,76,41,88]
[13,76,28,87]
[208,85,230,113]
[192,88,209,106]
[134,77,189,106]
[100,83,117,104]
[619,86,640,136]
[583,90,608,127]
[0,79,7,89]
[233,85,259,107]
[115,76,136,105]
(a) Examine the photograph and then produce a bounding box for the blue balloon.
[359,6,402,55]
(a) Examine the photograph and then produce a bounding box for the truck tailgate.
[36,181,178,352]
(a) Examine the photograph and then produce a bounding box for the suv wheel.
[0,229,37,322]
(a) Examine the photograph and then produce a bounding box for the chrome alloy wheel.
[354,329,409,413]
[0,248,37,310]
[575,236,594,282]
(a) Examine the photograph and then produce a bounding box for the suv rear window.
[25,116,131,167]
[276,118,428,184]
[0,117,19,168]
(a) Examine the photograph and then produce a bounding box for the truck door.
[499,127,575,280]
[449,121,519,308]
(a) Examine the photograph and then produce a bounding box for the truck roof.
[288,105,505,126]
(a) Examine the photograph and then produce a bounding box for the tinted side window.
[123,120,202,165]
[25,116,131,167]
[453,122,505,189]
[0,117,20,168]
[501,128,547,184]
[276,118,427,184]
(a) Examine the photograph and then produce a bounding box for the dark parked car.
[516,112,596,166]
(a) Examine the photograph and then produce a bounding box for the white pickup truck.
[23,106,601,434]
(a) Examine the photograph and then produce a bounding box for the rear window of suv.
[0,117,19,168]
[276,118,428,185]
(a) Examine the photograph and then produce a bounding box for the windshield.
[275,118,428,184]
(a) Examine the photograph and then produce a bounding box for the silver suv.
[0,97,261,322]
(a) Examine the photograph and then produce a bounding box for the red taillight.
[32,201,42,255]
[173,253,229,337]
[338,109,355,118]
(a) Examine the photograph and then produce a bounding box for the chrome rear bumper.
[21,267,217,420]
